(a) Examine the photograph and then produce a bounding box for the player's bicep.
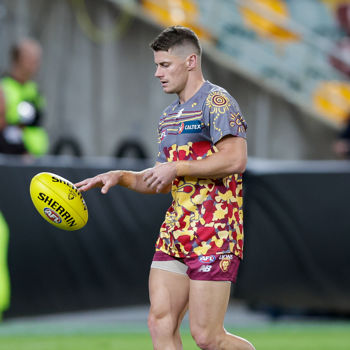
[215,135,247,173]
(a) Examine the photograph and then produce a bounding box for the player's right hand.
[75,171,121,194]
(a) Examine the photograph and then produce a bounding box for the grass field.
[1,322,349,350]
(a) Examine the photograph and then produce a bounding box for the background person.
[0,88,5,131]
[0,38,48,156]
[76,26,254,350]
[333,115,350,158]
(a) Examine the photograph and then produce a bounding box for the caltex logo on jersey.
[178,120,202,134]
[178,123,185,134]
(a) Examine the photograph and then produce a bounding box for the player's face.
[153,49,188,95]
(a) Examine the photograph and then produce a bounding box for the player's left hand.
[143,162,177,193]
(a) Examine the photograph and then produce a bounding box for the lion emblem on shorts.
[219,258,231,272]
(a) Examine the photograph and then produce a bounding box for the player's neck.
[178,75,205,104]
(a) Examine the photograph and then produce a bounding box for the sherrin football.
[30,172,88,231]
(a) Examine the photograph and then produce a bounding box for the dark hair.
[150,26,202,56]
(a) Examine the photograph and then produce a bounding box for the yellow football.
[30,172,88,231]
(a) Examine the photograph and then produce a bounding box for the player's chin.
[162,87,170,93]
[163,88,176,94]
[161,85,173,94]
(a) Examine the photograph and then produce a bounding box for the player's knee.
[147,307,174,335]
[191,327,215,350]
[147,308,162,332]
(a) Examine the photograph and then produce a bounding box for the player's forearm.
[118,170,160,194]
[175,152,246,179]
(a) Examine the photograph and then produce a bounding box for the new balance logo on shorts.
[198,265,212,273]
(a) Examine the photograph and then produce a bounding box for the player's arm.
[177,135,247,177]
[75,162,172,195]
[143,135,247,193]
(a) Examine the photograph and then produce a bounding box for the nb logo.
[198,265,212,273]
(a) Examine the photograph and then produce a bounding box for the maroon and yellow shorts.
[151,251,240,283]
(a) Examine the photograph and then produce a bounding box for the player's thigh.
[149,267,190,321]
[188,280,231,334]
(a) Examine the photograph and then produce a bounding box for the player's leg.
[189,280,255,350]
[148,266,190,350]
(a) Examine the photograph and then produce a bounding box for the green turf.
[0,323,350,350]
[238,325,350,350]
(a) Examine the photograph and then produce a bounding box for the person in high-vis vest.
[0,89,5,133]
[0,211,10,320]
[0,38,48,156]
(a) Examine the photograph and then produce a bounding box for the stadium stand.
[111,0,350,125]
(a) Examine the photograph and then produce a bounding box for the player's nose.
[154,66,163,78]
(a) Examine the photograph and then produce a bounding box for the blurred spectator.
[329,37,350,77]
[333,115,350,158]
[0,89,5,131]
[331,3,350,158]
[336,3,350,36]
[0,38,48,156]
[329,3,350,77]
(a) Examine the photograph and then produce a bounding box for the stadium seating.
[137,0,350,123]
[112,0,350,124]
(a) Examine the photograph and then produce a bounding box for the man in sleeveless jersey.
[76,26,254,350]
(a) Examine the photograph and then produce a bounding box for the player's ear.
[186,54,197,70]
